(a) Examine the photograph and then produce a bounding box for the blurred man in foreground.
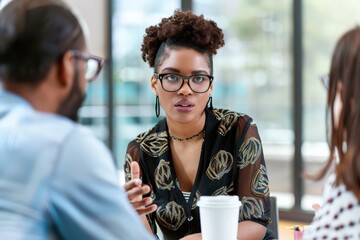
[0,0,155,239]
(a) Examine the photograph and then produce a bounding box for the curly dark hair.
[141,10,225,73]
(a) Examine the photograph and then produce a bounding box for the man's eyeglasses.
[153,73,213,93]
[319,74,329,90]
[72,50,104,82]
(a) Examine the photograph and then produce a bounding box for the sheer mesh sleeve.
[124,141,158,235]
[234,117,271,227]
[124,142,141,183]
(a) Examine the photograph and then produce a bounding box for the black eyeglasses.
[154,73,213,93]
[72,50,104,82]
[319,74,329,90]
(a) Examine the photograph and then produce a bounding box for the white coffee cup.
[197,195,241,240]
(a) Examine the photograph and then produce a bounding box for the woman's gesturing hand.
[124,161,157,215]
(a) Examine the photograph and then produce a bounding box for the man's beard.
[57,64,85,122]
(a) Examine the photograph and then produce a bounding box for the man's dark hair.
[0,0,85,84]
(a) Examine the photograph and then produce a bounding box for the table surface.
[279,220,309,240]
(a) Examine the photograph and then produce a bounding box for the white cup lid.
[197,195,241,208]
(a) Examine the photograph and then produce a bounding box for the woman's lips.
[174,100,194,112]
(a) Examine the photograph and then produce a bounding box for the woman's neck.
[166,112,206,139]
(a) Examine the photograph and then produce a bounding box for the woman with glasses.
[124,10,271,240]
[303,27,360,239]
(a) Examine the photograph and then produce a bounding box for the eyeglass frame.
[71,50,104,82]
[153,73,214,93]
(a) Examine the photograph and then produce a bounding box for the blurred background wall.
[71,0,107,57]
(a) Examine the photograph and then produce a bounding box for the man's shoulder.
[27,110,91,143]
[3,105,96,146]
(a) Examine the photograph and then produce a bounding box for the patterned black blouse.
[125,108,271,240]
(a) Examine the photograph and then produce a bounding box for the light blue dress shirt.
[0,89,154,240]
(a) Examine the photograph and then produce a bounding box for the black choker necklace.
[169,130,204,141]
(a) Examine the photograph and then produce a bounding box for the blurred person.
[0,0,155,239]
[304,26,360,239]
[124,10,273,240]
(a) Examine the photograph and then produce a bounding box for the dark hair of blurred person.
[0,0,87,121]
[304,26,360,239]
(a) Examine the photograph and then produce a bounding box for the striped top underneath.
[182,192,191,202]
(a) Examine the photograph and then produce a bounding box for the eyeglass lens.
[160,74,211,93]
[85,59,100,81]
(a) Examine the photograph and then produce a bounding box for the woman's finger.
[312,203,321,211]
[131,197,153,209]
[123,178,142,192]
[127,185,151,201]
[136,204,158,215]
[131,161,140,180]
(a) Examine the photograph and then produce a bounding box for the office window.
[193,0,293,209]
[112,0,180,165]
[80,65,109,143]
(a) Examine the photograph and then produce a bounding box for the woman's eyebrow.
[161,68,209,75]
[191,70,209,75]
[161,67,180,73]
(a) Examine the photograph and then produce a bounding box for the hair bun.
[141,10,225,67]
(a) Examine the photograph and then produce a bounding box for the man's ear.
[151,75,158,95]
[57,51,74,88]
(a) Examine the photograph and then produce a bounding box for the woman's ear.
[151,75,158,95]
[209,81,214,95]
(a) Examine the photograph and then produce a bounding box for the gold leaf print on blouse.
[155,159,173,190]
[135,127,153,143]
[252,164,270,197]
[212,108,224,120]
[140,131,168,157]
[156,201,186,231]
[124,154,132,182]
[146,183,156,201]
[191,190,201,210]
[206,150,234,181]
[212,109,239,136]
[240,197,265,221]
[237,137,262,169]
[212,182,234,196]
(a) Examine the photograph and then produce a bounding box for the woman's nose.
[177,79,193,95]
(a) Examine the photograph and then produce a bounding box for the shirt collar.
[0,87,32,109]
